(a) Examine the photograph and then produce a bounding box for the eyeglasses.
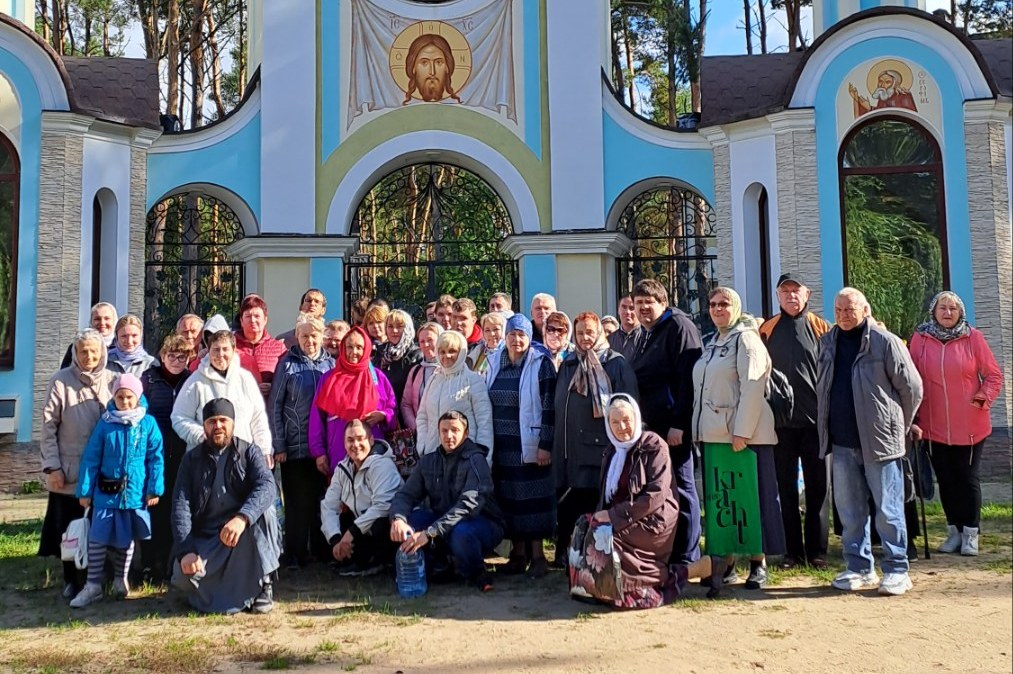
[709,302,731,309]
[164,353,188,363]
[544,325,567,335]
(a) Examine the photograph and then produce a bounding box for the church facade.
[0,0,1008,440]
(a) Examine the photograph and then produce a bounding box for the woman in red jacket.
[909,291,1003,557]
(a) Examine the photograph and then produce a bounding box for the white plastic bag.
[61,508,89,570]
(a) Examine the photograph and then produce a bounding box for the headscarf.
[711,287,744,335]
[381,310,416,368]
[108,320,152,367]
[436,331,469,377]
[416,323,444,399]
[916,291,971,343]
[603,394,643,504]
[569,314,612,418]
[71,329,109,385]
[315,326,379,420]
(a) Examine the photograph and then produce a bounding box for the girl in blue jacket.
[71,373,164,608]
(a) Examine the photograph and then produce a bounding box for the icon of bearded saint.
[848,69,918,118]
[402,33,463,105]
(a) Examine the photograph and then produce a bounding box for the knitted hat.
[114,373,143,399]
[506,313,533,338]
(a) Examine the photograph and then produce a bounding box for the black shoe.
[251,583,274,614]
[808,557,828,570]
[779,556,801,570]
[907,544,919,562]
[472,572,494,593]
[744,563,768,590]
[700,563,738,587]
[499,554,528,575]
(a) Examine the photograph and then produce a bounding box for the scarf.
[381,310,416,368]
[437,341,469,377]
[603,394,643,504]
[108,344,151,367]
[71,332,109,389]
[712,287,743,336]
[102,404,147,426]
[569,328,612,418]
[915,291,970,343]
[315,326,380,420]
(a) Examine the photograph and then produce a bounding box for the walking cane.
[913,438,931,560]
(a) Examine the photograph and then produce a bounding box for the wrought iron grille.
[144,193,245,352]
[615,186,718,335]
[346,163,518,321]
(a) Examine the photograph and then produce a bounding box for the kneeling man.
[171,398,280,613]
[390,411,505,591]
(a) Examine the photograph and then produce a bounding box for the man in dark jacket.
[171,398,280,614]
[628,279,703,565]
[607,293,643,361]
[759,273,832,569]
[390,411,505,591]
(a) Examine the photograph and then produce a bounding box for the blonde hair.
[436,329,467,353]
[363,305,389,326]
[295,312,325,335]
[417,321,444,340]
[480,312,506,329]
[114,314,143,336]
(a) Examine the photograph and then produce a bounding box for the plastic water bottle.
[395,548,427,598]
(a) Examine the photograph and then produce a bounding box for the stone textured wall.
[964,119,1012,434]
[711,141,734,288]
[774,127,825,312]
[129,146,147,318]
[34,123,85,437]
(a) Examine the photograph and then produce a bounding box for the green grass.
[329,596,423,627]
[18,480,43,495]
[980,503,1013,525]
[982,557,1013,574]
[0,519,52,592]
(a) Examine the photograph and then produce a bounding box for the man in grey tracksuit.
[816,288,922,597]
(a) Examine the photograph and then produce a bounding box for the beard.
[872,86,895,101]
[419,77,445,102]
[208,430,231,450]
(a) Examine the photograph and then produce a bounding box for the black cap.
[776,272,805,288]
[202,398,235,421]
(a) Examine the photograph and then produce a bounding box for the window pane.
[843,173,944,339]
[0,145,13,175]
[0,182,15,365]
[842,120,938,168]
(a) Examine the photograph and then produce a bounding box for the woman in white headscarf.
[375,309,422,412]
[567,394,706,609]
[415,330,494,460]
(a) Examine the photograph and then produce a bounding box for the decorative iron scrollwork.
[347,163,518,320]
[615,186,718,334]
[144,193,246,352]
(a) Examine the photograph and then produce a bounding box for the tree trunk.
[167,0,181,118]
[51,0,64,54]
[950,0,957,25]
[610,13,626,99]
[758,0,768,54]
[40,1,51,43]
[620,4,637,112]
[744,0,753,54]
[190,0,208,128]
[206,8,228,119]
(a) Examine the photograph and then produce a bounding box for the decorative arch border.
[0,17,70,111]
[325,131,541,236]
[604,176,713,232]
[149,182,260,237]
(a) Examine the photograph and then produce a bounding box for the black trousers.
[929,441,984,530]
[773,427,830,562]
[555,487,600,559]
[280,458,329,562]
[141,443,186,581]
[338,511,395,566]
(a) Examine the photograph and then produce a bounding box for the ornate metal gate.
[144,193,245,352]
[615,186,718,335]
[346,163,518,320]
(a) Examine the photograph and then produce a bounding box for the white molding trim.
[790,16,993,108]
[964,99,1013,124]
[149,87,261,154]
[0,24,69,110]
[40,111,92,134]
[602,82,712,150]
[698,126,728,147]
[768,109,816,132]
[719,118,776,143]
[130,128,162,149]
[368,0,500,18]
[228,235,359,261]
[326,131,541,235]
[501,231,632,259]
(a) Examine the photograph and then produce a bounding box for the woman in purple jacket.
[309,327,396,477]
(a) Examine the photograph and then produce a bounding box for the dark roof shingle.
[699,53,803,127]
[62,56,160,130]
[973,38,1012,97]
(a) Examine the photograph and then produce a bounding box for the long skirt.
[703,443,785,557]
[567,516,685,610]
[492,434,555,540]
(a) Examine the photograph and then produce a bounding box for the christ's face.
[414,44,450,102]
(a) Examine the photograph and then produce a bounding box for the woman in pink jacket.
[909,291,1003,557]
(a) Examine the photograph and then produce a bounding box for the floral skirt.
[566,515,679,610]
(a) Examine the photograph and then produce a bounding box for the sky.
[706,0,951,55]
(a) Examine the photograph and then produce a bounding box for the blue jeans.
[407,510,503,580]
[832,445,908,575]
[671,444,702,565]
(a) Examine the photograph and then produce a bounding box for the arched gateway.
[346,163,518,319]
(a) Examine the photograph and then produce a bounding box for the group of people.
[37,274,1002,613]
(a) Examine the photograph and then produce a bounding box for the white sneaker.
[831,569,880,591]
[878,572,913,596]
[69,582,103,608]
[961,527,979,556]
[112,577,130,599]
[938,525,962,553]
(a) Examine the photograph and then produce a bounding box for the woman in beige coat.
[692,287,785,597]
[39,329,116,599]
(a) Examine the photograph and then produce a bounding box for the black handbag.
[910,440,935,500]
